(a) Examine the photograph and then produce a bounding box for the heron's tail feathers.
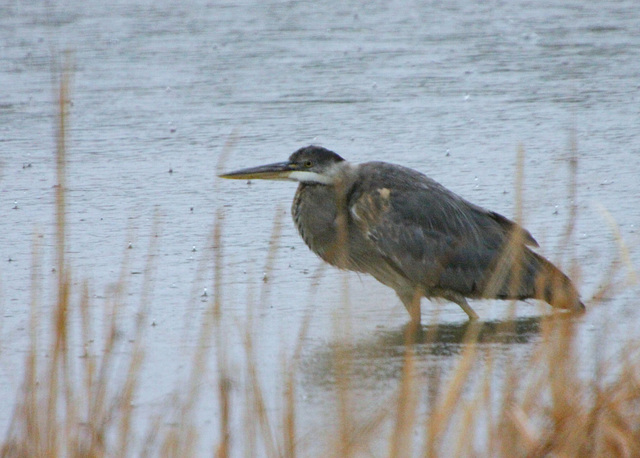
[488,248,584,312]
[527,250,585,312]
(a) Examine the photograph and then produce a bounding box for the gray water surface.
[2,0,639,455]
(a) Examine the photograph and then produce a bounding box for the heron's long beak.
[219,161,294,181]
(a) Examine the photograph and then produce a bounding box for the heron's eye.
[304,160,313,168]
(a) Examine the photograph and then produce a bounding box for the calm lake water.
[2,0,639,454]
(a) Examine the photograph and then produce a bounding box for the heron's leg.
[397,290,422,325]
[453,296,479,320]
[438,290,479,320]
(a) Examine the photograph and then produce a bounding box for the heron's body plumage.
[222,145,584,322]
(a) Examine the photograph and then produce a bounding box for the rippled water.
[2,0,639,454]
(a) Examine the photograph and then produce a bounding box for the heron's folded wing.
[349,184,526,295]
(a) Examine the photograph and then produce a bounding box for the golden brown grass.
[2,62,640,458]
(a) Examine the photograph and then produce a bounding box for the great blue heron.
[220,145,585,323]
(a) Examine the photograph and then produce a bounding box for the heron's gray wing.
[348,163,536,295]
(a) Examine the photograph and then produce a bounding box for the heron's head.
[219,145,346,185]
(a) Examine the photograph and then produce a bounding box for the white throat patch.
[287,170,334,185]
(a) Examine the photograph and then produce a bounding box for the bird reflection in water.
[299,315,552,389]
